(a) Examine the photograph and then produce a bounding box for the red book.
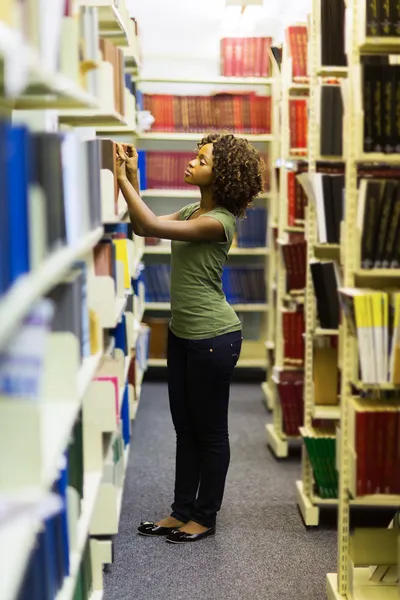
[355,411,367,495]
[254,37,263,77]
[383,411,396,493]
[220,38,227,75]
[266,96,271,133]
[289,100,297,150]
[224,38,234,77]
[394,413,400,493]
[237,38,245,77]
[287,171,296,225]
[365,412,375,494]
[260,37,272,77]
[374,412,386,494]
[243,38,250,77]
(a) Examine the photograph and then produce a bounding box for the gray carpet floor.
[103,382,337,600]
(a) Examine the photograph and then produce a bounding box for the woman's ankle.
[156,516,185,528]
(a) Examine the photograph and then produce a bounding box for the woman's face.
[184,143,214,187]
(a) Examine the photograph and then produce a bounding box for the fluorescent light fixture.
[225,0,263,5]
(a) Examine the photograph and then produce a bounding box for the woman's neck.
[199,186,214,212]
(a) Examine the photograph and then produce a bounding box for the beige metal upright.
[262,53,282,412]
[265,37,308,458]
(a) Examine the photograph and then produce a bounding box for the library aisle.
[103,382,336,600]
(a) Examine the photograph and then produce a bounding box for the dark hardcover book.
[381,0,392,35]
[366,0,381,36]
[363,65,375,152]
[320,86,334,156]
[32,133,67,253]
[310,261,338,329]
[270,46,282,69]
[360,179,385,268]
[322,175,336,243]
[393,0,400,36]
[321,0,346,66]
[374,179,398,267]
[395,66,400,152]
[321,262,340,328]
[333,86,344,156]
[382,66,396,153]
[331,174,345,243]
[372,66,384,152]
[384,184,400,267]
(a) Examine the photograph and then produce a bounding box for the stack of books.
[236,207,267,248]
[289,99,308,151]
[143,93,272,134]
[302,429,338,498]
[282,309,305,364]
[277,372,304,436]
[286,25,308,80]
[281,237,307,292]
[0,122,102,297]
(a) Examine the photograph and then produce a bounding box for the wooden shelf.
[355,269,400,287]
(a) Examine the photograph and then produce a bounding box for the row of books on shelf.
[137,150,271,192]
[302,429,338,499]
[289,99,308,151]
[298,171,344,245]
[276,374,304,436]
[235,207,267,248]
[282,309,305,363]
[143,265,266,304]
[364,64,400,155]
[365,1,400,36]
[339,288,400,386]
[0,122,104,296]
[349,396,400,497]
[220,37,272,78]
[358,178,400,269]
[143,93,272,134]
[99,38,127,116]
[280,236,307,291]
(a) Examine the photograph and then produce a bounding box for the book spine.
[366,0,382,35]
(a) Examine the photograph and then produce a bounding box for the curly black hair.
[197,132,265,218]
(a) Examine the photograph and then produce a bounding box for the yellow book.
[389,293,400,384]
[354,293,375,384]
[89,309,101,355]
[369,291,388,383]
[113,239,131,290]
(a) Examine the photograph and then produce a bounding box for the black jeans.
[167,328,242,528]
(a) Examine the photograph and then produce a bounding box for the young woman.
[116,133,264,544]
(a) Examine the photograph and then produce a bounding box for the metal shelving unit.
[325,0,400,597]
[265,33,309,458]
[295,0,348,528]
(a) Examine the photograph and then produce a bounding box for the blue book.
[113,314,128,354]
[136,89,144,111]
[6,124,31,284]
[137,150,147,191]
[56,461,71,579]
[121,384,131,445]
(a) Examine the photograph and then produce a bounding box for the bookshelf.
[310,0,400,598]
[266,27,309,458]
[294,0,346,527]
[137,59,274,372]
[0,2,147,600]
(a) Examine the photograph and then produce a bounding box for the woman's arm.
[124,163,181,236]
[118,176,224,242]
[117,144,224,243]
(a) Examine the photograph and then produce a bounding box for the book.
[303,429,338,498]
[282,308,305,364]
[289,98,308,151]
[313,343,339,406]
[320,0,347,67]
[310,261,340,329]
[99,38,125,115]
[281,238,307,291]
[319,85,343,157]
[286,25,308,81]
[142,317,170,358]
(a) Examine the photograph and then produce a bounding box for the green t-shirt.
[169,202,242,340]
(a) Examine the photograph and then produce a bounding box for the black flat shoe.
[166,526,216,544]
[137,521,182,537]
